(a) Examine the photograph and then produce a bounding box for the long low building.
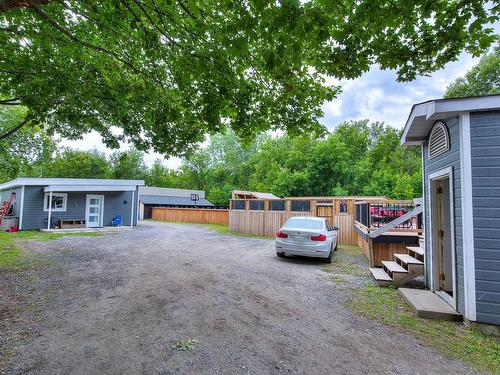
[139,186,215,220]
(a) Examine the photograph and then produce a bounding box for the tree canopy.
[445,44,500,98]
[1,1,498,154]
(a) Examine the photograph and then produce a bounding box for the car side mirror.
[333,226,339,231]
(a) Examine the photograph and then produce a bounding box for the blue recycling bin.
[112,215,122,227]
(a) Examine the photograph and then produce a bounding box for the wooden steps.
[407,246,424,257]
[394,253,423,265]
[370,245,425,287]
[369,267,393,287]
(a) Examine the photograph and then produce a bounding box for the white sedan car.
[275,217,339,263]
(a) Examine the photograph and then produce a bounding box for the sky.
[65,45,490,170]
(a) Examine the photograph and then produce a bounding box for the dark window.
[249,200,264,210]
[232,200,246,210]
[290,200,310,212]
[339,201,348,213]
[270,200,286,211]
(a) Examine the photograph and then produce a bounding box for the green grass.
[0,230,105,270]
[347,285,500,374]
[323,245,500,374]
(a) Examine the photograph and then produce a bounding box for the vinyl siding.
[470,111,500,325]
[422,117,465,315]
[21,186,139,230]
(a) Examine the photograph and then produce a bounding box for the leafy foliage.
[2,120,422,206]
[0,105,56,180]
[445,45,500,98]
[0,1,497,153]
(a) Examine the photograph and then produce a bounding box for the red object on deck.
[7,226,18,233]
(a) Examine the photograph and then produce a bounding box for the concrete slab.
[40,226,132,234]
[399,288,462,321]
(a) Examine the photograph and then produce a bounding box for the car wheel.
[334,243,338,251]
[277,252,285,258]
[324,250,333,263]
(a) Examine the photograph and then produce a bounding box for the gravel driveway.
[1,221,476,374]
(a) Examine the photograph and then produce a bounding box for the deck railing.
[355,200,423,233]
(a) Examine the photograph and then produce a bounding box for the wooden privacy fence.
[229,196,387,245]
[152,207,229,225]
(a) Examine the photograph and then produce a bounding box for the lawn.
[323,245,500,375]
[0,231,104,269]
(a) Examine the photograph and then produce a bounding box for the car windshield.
[283,218,324,230]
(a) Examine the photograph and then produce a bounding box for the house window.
[43,193,67,212]
[428,121,450,159]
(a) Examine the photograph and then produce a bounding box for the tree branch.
[30,5,163,85]
[0,116,32,140]
[0,0,54,13]
[0,98,21,105]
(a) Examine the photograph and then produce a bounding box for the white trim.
[401,95,500,144]
[421,146,426,284]
[459,112,477,321]
[136,190,140,224]
[86,194,104,228]
[47,191,52,230]
[18,185,25,230]
[131,190,135,228]
[428,166,457,309]
[0,178,144,191]
[44,185,136,192]
[43,193,68,212]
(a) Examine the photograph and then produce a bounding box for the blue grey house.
[0,178,144,230]
[401,95,500,326]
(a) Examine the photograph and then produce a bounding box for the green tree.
[145,159,182,188]
[47,148,111,178]
[445,45,500,98]
[110,149,147,180]
[0,1,497,154]
[0,105,56,182]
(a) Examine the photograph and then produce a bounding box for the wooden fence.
[229,196,387,245]
[152,207,229,225]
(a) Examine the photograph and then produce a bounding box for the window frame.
[43,193,68,212]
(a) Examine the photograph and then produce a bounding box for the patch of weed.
[0,231,105,270]
[171,338,198,351]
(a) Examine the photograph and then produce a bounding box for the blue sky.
[67,37,497,169]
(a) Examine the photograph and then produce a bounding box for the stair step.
[395,253,423,265]
[382,261,408,274]
[369,267,393,282]
[407,246,424,257]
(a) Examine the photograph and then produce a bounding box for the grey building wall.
[470,111,500,325]
[422,117,465,315]
[21,186,139,230]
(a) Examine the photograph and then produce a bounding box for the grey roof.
[140,195,215,207]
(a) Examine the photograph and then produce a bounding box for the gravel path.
[1,221,476,374]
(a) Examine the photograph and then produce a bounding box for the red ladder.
[0,192,16,223]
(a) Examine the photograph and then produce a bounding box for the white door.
[86,195,104,228]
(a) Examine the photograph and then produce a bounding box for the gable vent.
[428,121,449,159]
